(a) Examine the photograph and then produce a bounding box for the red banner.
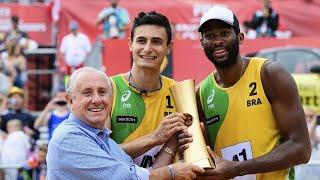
[50,0,320,82]
[0,4,53,45]
[58,0,320,44]
[102,39,131,76]
[103,37,320,84]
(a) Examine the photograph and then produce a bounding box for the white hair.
[66,67,111,96]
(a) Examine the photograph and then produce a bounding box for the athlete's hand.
[172,162,205,180]
[178,121,206,155]
[198,146,239,180]
[150,112,188,145]
[177,129,193,155]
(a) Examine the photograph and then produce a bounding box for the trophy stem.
[170,79,214,168]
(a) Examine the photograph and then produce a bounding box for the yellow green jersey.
[199,58,293,180]
[110,74,176,168]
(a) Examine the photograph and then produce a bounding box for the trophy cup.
[170,79,214,168]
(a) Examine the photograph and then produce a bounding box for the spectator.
[304,107,320,160]
[3,41,27,88]
[34,91,69,140]
[295,107,320,180]
[0,119,30,180]
[0,128,4,154]
[37,144,47,180]
[4,15,30,51]
[243,0,279,37]
[59,20,92,75]
[0,70,12,100]
[0,87,37,141]
[97,0,130,39]
[0,93,8,118]
[27,143,47,180]
[0,52,17,87]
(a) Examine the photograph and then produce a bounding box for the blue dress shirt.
[47,113,150,180]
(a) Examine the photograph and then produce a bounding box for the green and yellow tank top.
[199,58,291,180]
[110,74,176,168]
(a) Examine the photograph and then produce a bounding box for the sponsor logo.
[121,90,132,108]
[116,116,137,123]
[207,90,215,110]
[207,90,215,104]
[206,115,220,126]
[121,90,131,102]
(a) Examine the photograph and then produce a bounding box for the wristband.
[167,165,175,180]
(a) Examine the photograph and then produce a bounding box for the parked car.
[246,46,320,114]
[245,46,320,73]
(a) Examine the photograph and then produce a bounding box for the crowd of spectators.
[0,1,319,179]
[0,15,32,96]
[0,9,65,171]
[0,87,47,179]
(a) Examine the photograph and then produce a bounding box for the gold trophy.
[170,79,214,168]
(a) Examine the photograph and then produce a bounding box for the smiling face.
[66,70,112,129]
[200,20,243,68]
[129,24,172,71]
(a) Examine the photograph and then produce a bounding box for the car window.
[258,52,275,61]
[275,50,320,73]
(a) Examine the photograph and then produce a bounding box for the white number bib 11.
[221,141,256,180]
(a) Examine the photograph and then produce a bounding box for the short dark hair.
[11,15,19,23]
[131,11,172,45]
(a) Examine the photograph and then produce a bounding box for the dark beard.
[204,38,240,68]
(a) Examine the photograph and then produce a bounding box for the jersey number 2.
[249,82,257,96]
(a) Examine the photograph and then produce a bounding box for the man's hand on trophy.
[150,112,188,145]
[176,113,194,155]
[197,146,238,180]
[171,162,205,180]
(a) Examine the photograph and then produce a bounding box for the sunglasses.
[56,101,67,106]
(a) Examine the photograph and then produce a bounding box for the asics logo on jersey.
[207,90,215,110]
[207,90,215,104]
[121,90,131,102]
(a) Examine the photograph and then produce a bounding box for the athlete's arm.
[120,113,187,159]
[199,61,311,179]
[152,132,179,168]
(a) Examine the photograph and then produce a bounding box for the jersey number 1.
[166,95,174,108]
[232,149,248,161]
